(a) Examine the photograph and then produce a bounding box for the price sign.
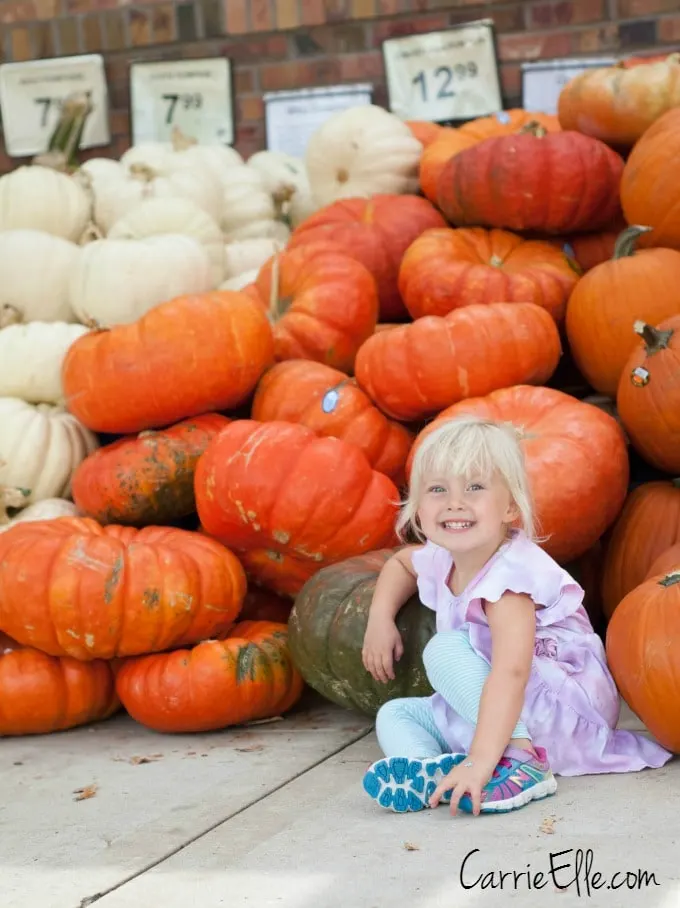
[521,57,616,115]
[264,83,373,158]
[382,20,502,122]
[130,58,233,146]
[0,55,110,157]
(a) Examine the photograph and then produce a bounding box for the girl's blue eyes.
[428,483,484,493]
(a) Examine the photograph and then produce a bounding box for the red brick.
[238,94,265,120]
[235,66,256,92]
[218,34,288,61]
[10,25,32,58]
[377,0,400,13]
[526,0,605,29]
[224,0,248,33]
[33,0,59,19]
[0,0,35,23]
[573,23,621,52]
[351,0,376,17]
[448,5,524,31]
[293,22,367,54]
[151,4,175,43]
[260,57,343,90]
[273,0,299,29]
[658,15,680,41]
[81,12,103,50]
[128,8,152,45]
[251,0,273,30]
[338,50,385,81]
[109,109,129,134]
[497,30,573,61]
[499,62,521,98]
[618,0,680,15]
[55,16,80,52]
[300,0,324,24]
[373,13,448,44]
[102,9,126,49]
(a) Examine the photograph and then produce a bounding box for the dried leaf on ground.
[129,754,163,765]
[73,784,98,801]
[236,744,265,753]
[243,716,284,726]
[539,815,556,834]
[403,842,420,851]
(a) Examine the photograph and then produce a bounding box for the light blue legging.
[376,630,531,757]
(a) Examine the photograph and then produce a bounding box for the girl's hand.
[362,619,404,683]
[429,759,493,816]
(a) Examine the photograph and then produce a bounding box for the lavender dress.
[411,530,673,776]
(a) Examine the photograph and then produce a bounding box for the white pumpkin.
[0,493,79,531]
[247,150,320,227]
[108,197,225,286]
[221,166,277,240]
[219,269,260,292]
[0,230,80,323]
[69,235,213,326]
[305,105,423,206]
[0,165,91,242]
[0,321,88,404]
[0,399,98,504]
[223,238,284,281]
[121,129,243,187]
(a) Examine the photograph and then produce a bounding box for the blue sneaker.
[458,746,557,815]
[362,753,466,813]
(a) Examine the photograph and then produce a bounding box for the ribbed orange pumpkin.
[0,633,120,736]
[245,244,378,373]
[616,317,680,474]
[72,414,230,526]
[406,386,629,564]
[115,621,304,733]
[354,302,561,422]
[287,195,446,321]
[63,291,273,434]
[561,227,622,272]
[0,519,246,659]
[406,120,444,147]
[601,480,680,619]
[251,360,413,485]
[606,570,680,752]
[399,227,580,322]
[195,420,398,596]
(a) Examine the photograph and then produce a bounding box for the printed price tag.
[382,21,502,122]
[521,57,616,115]
[130,58,233,145]
[0,54,110,157]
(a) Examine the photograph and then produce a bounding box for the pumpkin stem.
[613,225,653,259]
[633,320,674,355]
[128,163,157,183]
[659,571,680,587]
[32,91,93,173]
[81,315,108,332]
[519,120,548,138]
[170,126,197,151]
[0,486,31,524]
[0,304,22,329]
[79,221,104,244]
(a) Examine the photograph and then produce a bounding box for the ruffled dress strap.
[410,541,453,612]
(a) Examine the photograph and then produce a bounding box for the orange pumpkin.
[601,480,680,619]
[245,244,378,373]
[561,227,622,273]
[606,570,680,752]
[565,226,680,398]
[0,519,246,660]
[0,632,120,736]
[71,413,230,526]
[354,302,561,422]
[251,360,413,485]
[558,53,680,148]
[616,317,680,474]
[115,621,304,733]
[399,227,580,322]
[195,420,398,596]
[287,195,446,321]
[646,543,680,580]
[63,291,273,434]
[406,386,629,564]
[406,120,444,147]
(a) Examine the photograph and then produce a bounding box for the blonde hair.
[397,415,537,543]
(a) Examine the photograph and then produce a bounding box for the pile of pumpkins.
[0,53,678,755]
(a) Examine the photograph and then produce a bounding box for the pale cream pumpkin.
[120,130,244,187]
[0,166,91,242]
[219,269,260,291]
[0,230,80,324]
[68,235,213,326]
[0,491,79,531]
[247,150,319,226]
[0,399,98,503]
[221,166,280,240]
[0,320,88,404]
[305,105,423,206]
[223,238,285,282]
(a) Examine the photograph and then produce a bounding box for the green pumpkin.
[288,548,436,716]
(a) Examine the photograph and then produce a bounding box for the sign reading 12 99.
[130,58,233,145]
[382,20,503,123]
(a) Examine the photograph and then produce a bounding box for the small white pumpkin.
[0,230,80,323]
[69,235,213,327]
[0,320,88,404]
[0,399,98,504]
[247,150,320,226]
[223,238,285,281]
[0,165,91,241]
[219,269,260,292]
[108,197,225,286]
[0,491,79,531]
[221,166,277,240]
[121,129,243,187]
[305,105,423,206]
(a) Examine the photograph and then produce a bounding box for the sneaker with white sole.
[362,753,466,813]
[458,745,557,814]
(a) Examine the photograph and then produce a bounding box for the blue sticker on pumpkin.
[322,389,340,413]
[562,243,576,258]
[495,111,511,124]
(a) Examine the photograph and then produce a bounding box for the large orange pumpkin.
[436,126,624,234]
[0,519,246,660]
[398,227,580,322]
[245,244,378,373]
[565,226,680,398]
[606,570,680,753]
[558,54,680,148]
[646,543,680,580]
[251,360,413,485]
[62,291,273,434]
[354,302,561,422]
[620,107,680,250]
[71,413,230,526]
[195,420,398,596]
[115,620,304,733]
[0,632,120,736]
[287,195,446,321]
[407,386,629,564]
[561,228,620,273]
[616,317,680,474]
[601,480,680,619]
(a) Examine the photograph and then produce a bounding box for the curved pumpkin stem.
[659,571,680,587]
[518,120,548,138]
[633,320,674,355]
[0,304,22,329]
[170,126,198,151]
[32,91,93,173]
[0,486,31,524]
[613,225,652,259]
[128,163,158,183]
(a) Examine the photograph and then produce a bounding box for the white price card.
[264,83,373,158]
[382,20,502,122]
[130,58,233,146]
[521,57,617,115]
[0,54,110,158]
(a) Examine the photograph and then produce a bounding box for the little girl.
[361,416,672,816]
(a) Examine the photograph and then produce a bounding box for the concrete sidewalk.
[1,695,678,908]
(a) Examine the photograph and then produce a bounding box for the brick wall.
[1,0,678,169]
